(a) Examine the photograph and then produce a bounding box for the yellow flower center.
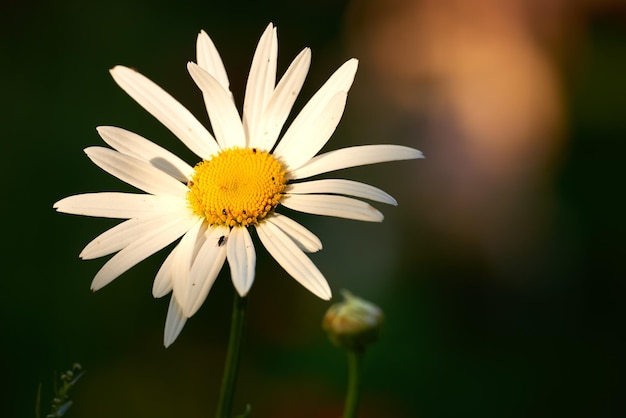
[187,147,286,227]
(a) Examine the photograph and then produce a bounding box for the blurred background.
[2,0,625,417]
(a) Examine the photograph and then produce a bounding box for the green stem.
[343,349,364,418]
[215,292,248,418]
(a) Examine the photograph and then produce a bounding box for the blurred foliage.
[37,363,84,418]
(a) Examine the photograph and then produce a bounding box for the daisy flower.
[54,23,423,346]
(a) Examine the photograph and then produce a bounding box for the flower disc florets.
[187,147,286,227]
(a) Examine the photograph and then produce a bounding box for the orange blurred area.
[346,0,573,280]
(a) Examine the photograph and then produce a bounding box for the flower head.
[323,290,384,351]
[54,23,423,346]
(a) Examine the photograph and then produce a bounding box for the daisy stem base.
[343,348,364,418]
[215,292,248,418]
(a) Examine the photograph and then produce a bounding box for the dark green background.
[2,1,625,417]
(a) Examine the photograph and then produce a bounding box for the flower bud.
[322,290,384,351]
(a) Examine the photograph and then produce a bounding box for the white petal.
[164,295,187,347]
[250,48,311,151]
[316,58,358,97]
[85,147,188,197]
[54,193,181,219]
[96,126,194,182]
[90,213,199,291]
[243,23,277,146]
[153,245,177,298]
[256,221,331,300]
[290,145,424,180]
[187,62,245,149]
[226,227,256,296]
[153,220,209,298]
[184,226,229,317]
[265,213,322,253]
[286,179,397,205]
[80,210,184,260]
[110,66,220,159]
[280,194,384,222]
[273,59,358,166]
[273,91,347,170]
[196,30,231,97]
[152,217,208,298]
[170,219,206,311]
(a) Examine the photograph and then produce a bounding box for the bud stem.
[215,292,248,418]
[343,348,364,418]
